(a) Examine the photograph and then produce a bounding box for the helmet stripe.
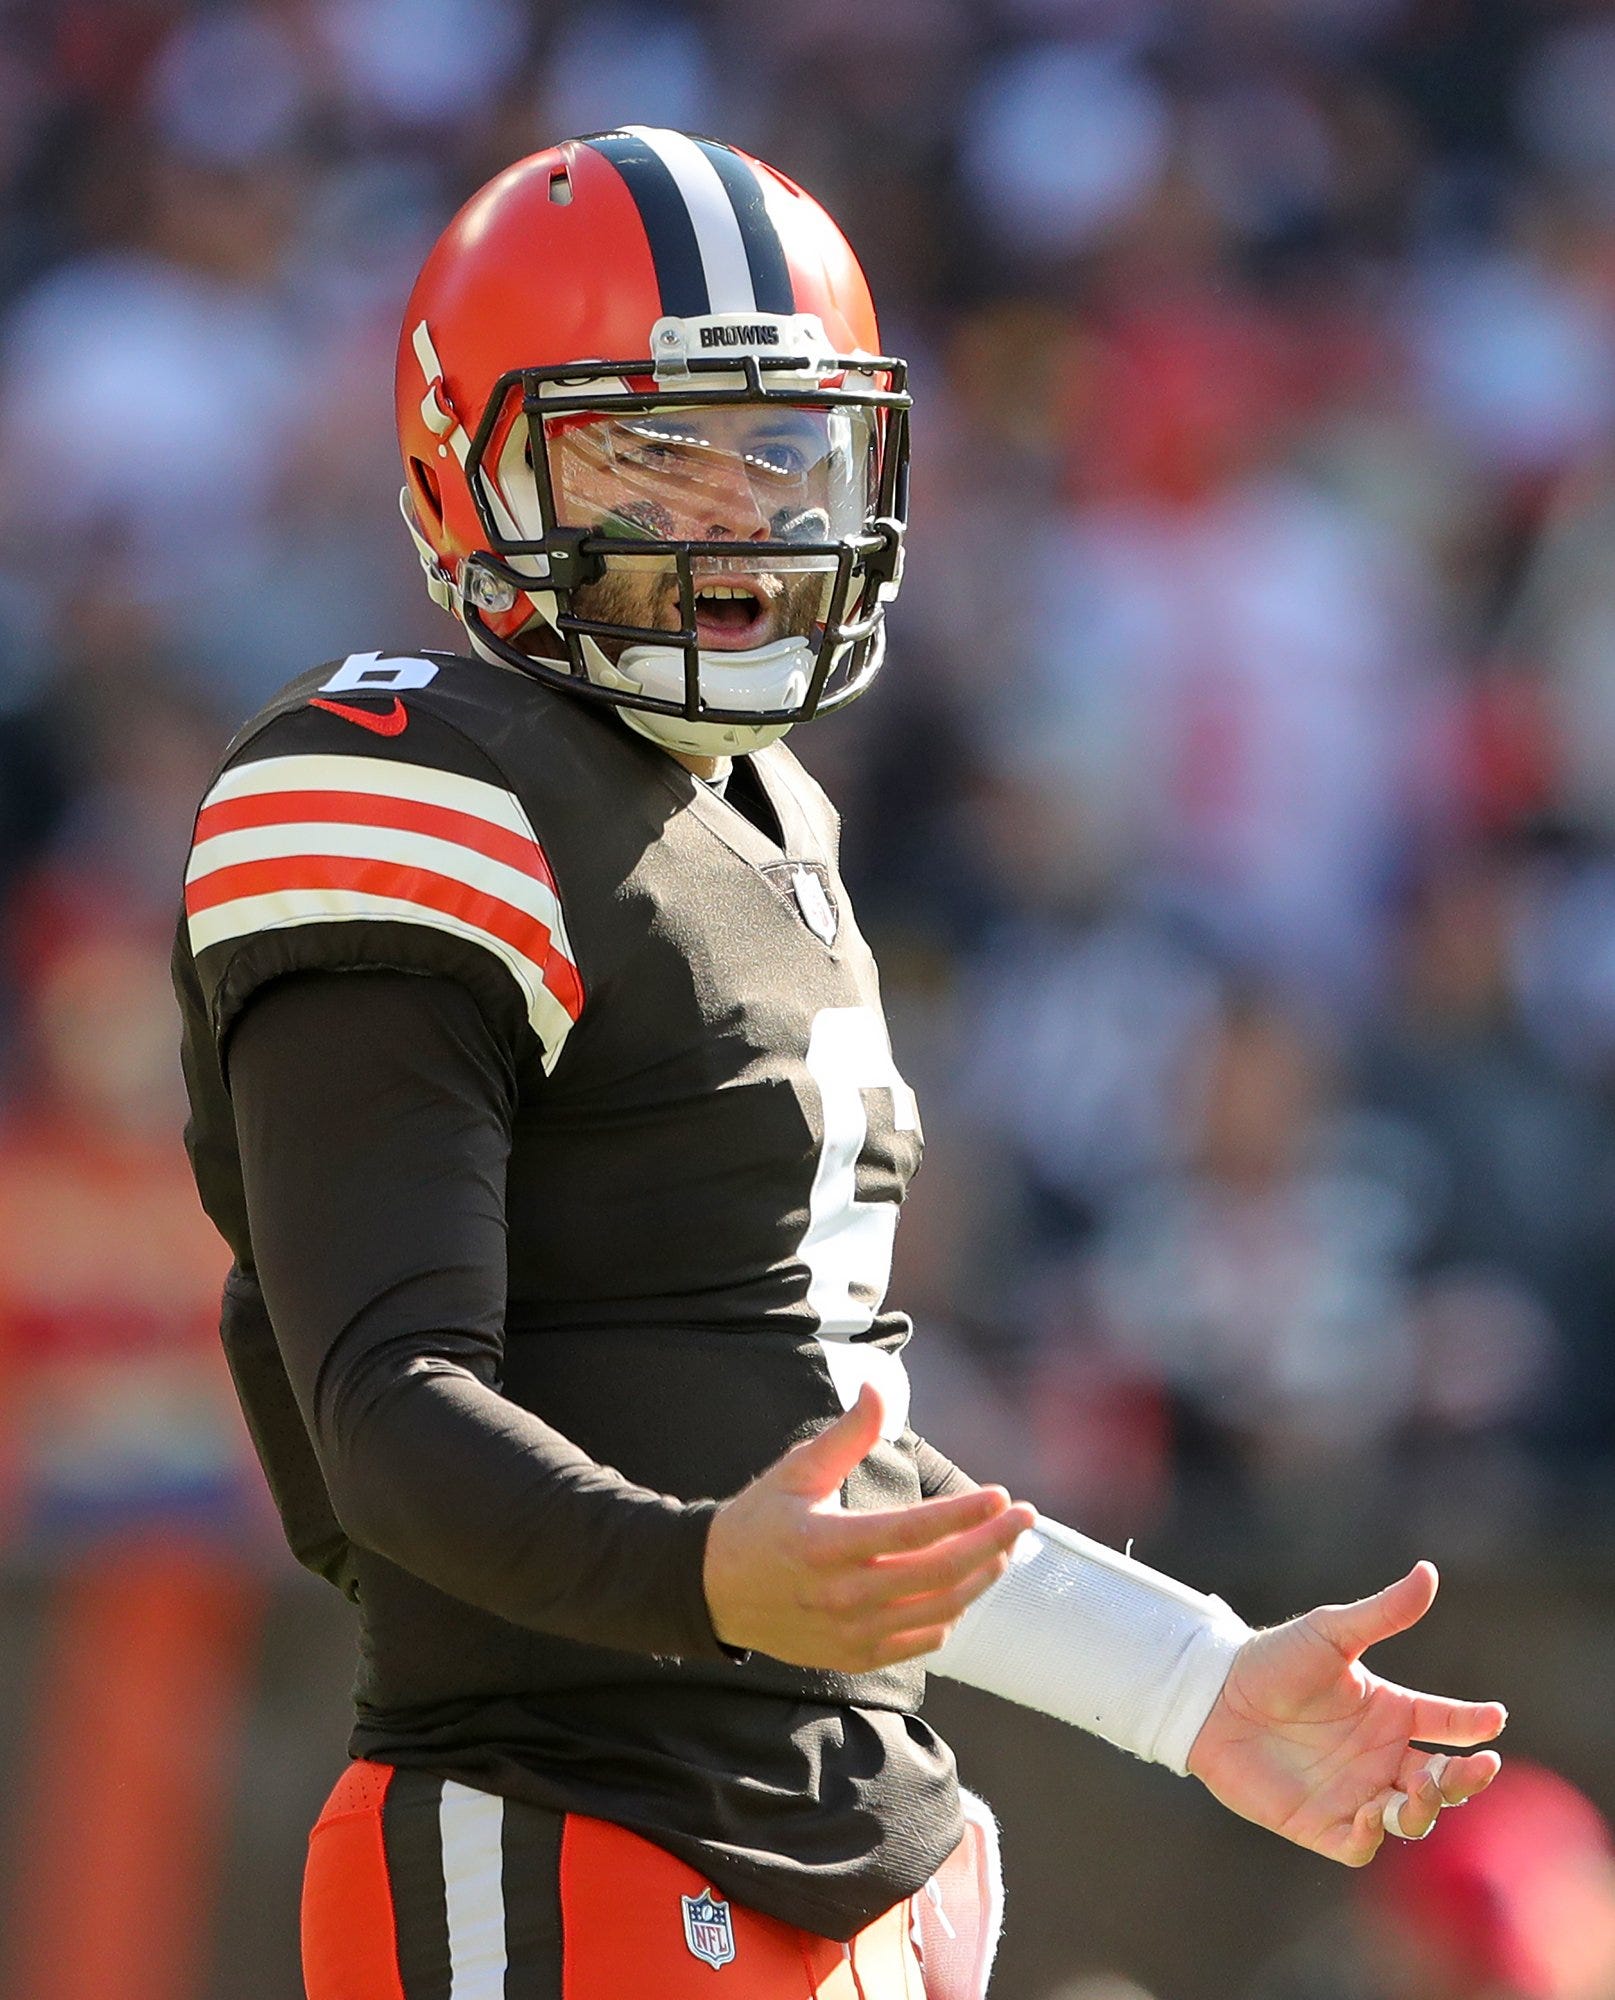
[583,130,713,318]
[689,138,795,315]
[619,126,760,314]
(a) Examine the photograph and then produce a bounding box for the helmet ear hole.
[410,456,444,526]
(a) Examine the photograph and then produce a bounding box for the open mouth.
[691,579,774,651]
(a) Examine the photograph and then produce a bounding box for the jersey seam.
[418,692,591,1042]
[206,920,537,1082]
[208,908,542,1018]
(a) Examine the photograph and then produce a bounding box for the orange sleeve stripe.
[185,853,585,1022]
[194,787,561,894]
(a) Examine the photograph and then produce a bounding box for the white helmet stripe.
[621,125,757,315]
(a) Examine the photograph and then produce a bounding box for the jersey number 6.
[800,1006,920,1435]
[319,652,443,694]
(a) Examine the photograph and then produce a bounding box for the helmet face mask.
[395,133,911,757]
[459,346,908,755]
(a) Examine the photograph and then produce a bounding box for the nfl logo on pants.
[682,1888,737,1968]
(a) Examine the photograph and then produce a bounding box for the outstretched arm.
[914,1453,1505,1861]
[1186,1560,1505,1865]
[709,1402,1507,1856]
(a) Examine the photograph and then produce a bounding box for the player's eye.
[619,441,678,469]
[618,420,700,461]
[747,441,812,478]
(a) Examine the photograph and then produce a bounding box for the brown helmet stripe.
[690,138,795,315]
[582,130,712,319]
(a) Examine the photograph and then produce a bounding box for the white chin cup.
[595,635,813,758]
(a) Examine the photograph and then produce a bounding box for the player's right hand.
[701,1384,1035,1672]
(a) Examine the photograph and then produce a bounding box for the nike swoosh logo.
[309,697,409,737]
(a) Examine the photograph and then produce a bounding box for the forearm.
[326,1357,720,1654]
[228,969,723,1660]
[921,1487,1249,1771]
[910,1432,977,1500]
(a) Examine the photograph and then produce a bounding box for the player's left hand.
[1185,1561,1506,1866]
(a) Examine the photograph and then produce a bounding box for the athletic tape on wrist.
[925,1514,1251,1774]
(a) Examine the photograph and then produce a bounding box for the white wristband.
[926,1514,1251,1774]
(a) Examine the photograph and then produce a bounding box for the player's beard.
[566,561,829,661]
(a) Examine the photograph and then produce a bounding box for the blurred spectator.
[1004,465,1441,1010]
[1509,457,1615,844]
[314,0,530,134]
[0,882,251,1548]
[1251,1761,1615,2000]
[985,269,1448,1009]
[40,652,226,926]
[1404,192,1615,491]
[961,888,1223,1251]
[1512,832,1615,1090]
[1358,844,1615,1459]
[144,4,312,169]
[0,576,68,934]
[960,41,1172,272]
[540,1,716,139]
[0,133,303,604]
[1517,13,1615,203]
[1026,988,1427,1535]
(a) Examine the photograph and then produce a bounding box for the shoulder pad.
[184,683,582,1070]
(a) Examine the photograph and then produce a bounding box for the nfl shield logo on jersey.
[681,1887,737,1968]
[792,866,839,946]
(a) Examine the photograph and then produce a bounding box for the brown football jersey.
[174,648,964,1936]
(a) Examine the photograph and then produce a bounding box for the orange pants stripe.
[302,1763,409,2000]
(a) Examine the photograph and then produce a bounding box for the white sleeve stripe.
[202,753,533,838]
[186,821,568,940]
[188,891,578,1071]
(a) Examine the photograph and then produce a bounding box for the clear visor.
[538,403,880,663]
[547,403,877,548]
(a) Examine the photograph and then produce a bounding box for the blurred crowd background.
[4,1,1615,1997]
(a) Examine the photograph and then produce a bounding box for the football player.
[174,130,1506,2000]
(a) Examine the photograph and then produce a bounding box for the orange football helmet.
[395,128,910,756]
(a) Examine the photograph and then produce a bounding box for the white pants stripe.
[440,1780,508,1998]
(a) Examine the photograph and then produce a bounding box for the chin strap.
[580,630,806,757]
[612,695,795,760]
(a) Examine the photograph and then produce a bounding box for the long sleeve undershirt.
[227,969,725,1659]
[226,967,969,1656]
